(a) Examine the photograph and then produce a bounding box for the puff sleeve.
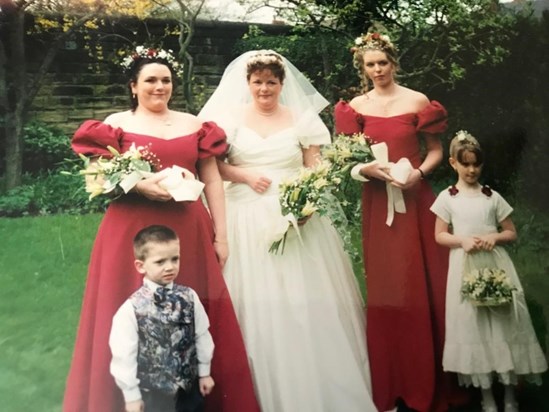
[417,101,448,134]
[197,121,229,159]
[334,101,363,135]
[493,191,513,223]
[72,120,124,157]
[295,109,331,148]
[430,190,452,224]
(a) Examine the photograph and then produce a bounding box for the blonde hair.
[351,32,399,93]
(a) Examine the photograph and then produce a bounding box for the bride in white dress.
[199,50,377,412]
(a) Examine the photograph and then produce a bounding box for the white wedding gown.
[222,122,377,412]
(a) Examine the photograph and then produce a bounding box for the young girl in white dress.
[430,131,547,412]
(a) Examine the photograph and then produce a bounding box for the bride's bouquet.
[78,143,160,199]
[461,267,517,307]
[269,161,332,254]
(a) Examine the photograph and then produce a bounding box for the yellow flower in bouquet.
[322,132,374,180]
[269,160,333,254]
[461,267,517,306]
[78,143,160,199]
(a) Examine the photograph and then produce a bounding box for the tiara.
[119,46,183,77]
[351,32,394,54]
[454,130,477,145]
[246,50,285,68]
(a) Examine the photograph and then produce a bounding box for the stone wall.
[27,18,289,134]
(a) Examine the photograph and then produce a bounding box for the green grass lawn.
[0,213,547,411]
[0,214,102,412]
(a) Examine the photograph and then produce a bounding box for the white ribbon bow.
[351,143,413,226]
[266,213,304,246]
[121,166,205,202]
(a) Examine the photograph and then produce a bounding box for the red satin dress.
[335,101,466,412]
[63,120,260,412]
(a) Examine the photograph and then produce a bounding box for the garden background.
[1,0,548,411]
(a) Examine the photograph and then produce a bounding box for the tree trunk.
[1,6,94,189]
[4,6,26,189]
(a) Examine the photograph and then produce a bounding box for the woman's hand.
[134,174,172,202]
[359,163,392,182]
[391,168,422,190]
[213,239,229,269]
[245,172,272,194]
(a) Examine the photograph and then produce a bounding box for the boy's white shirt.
[109,278,214,402]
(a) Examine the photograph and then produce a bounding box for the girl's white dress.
[431,187,547,388]
[221,115,377,412]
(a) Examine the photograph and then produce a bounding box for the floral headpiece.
[119,46,183,77]
[351,32,395,54]
[454,130,478,146]
[246,50,285,68]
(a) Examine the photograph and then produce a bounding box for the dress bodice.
[334,101,447,167]
[225,126,304,200]
[431,188,513,237]
[72,120,227,176]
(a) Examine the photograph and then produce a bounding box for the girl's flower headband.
[454,130,478,146]
[351,32,394,54]
[119,46,183,77]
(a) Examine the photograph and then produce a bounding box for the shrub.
[33,169,108,215]
[23,121,72,175]
[0,167,107,217]
[0,184,36,217]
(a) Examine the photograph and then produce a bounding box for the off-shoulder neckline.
[123,131,195,141]
[96,119,212,141]
[338,100,431,119]
[361,113,416,120]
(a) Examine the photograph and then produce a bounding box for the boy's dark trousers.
[141,382,204,412]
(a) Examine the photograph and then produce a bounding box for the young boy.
[109,225,215,412]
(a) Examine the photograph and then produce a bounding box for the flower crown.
[351,32,395,54]
[454,130,478,146]
[246,50,285,68]
[119,46,183,77]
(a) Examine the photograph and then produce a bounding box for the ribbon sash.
[120,166,205,202]
[370,143,412,226]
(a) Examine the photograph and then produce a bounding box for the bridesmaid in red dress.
[63,47,259,412]
[334,33,467,412]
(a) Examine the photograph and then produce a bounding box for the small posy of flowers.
[269,161,332,254]
[461,267,517,307]
[78,143,160,199]
[119,45,183,77]
[321,132,374,182]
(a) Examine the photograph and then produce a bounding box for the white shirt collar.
[143,278,174,291]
